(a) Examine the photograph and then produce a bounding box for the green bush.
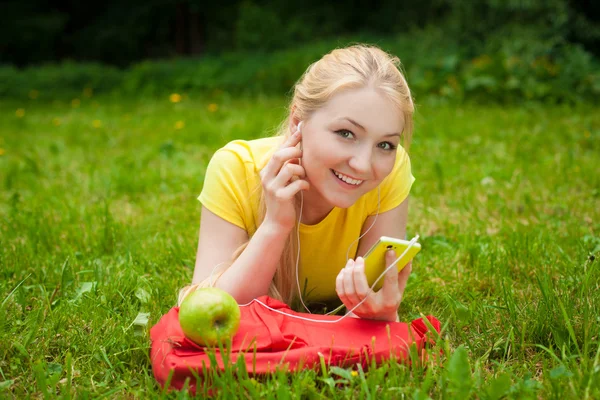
[0,62,123,100]
[1,29,598,104]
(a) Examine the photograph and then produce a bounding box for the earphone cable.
[295,186,380,314]
[241,234,419,324]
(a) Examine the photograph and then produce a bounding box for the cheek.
[303,142,336,170]
[374,157,396,180]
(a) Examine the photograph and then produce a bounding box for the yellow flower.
[351,370,358,377]
[52,118,61,126]
[174,120,185,130]
[83,87,93,98]
[92,120,102,128]
[29,90,39,99]
[0,148,5,156]
[208,103,218,112]
[16,109,25,118]
[72,99,81,108]
[471,55,492,68]
[169,93,182,103]
[584,130,591,138]
[447,75,459,89]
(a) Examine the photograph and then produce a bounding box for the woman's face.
[298,86,404,209]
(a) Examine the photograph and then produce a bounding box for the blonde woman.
[182,44,415,323]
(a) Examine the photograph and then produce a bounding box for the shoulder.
[212,136,283,172]
[382,146,412,187]
[362,146,414,214]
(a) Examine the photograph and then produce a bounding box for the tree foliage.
[1,0,598,66]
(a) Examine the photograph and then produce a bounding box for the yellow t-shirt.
[198,136,415,302]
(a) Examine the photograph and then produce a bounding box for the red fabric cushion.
[150,295,440,392]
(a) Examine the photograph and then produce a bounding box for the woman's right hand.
[259,128,309,233]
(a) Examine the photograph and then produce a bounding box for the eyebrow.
[339,117,401,138]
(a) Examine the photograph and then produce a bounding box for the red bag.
[150,295,440,392]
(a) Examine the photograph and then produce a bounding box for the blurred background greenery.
[1,0,599,103]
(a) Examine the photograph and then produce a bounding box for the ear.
[288,106,302,135]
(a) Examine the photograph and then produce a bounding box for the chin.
[331,196,358,209]
[320,190,362,209]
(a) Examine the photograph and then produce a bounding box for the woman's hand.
[259,128,309,233]
[336,250,412,322]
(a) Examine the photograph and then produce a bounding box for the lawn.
[1,93,599,398]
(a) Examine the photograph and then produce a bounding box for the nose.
[348,145,373,177]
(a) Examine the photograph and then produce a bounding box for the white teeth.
[333,170,363,185]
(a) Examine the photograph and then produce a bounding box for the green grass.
[1,92,599,398]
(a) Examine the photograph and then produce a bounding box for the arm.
[190,206,289,304]
[186,125,307,305]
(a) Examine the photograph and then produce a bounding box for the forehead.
[311,86,404,134]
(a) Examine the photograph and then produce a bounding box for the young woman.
[181,44,415,323]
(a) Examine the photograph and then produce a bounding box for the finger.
[261,147,303,182]
[279,129,302,150]
[285,159,304,182]
[380,250,400,299]
[286,158,301,165]
[272,163,305,187]
[273,179,309,200]
[352,257,372,301]
[336,261,350,304]
[343,260,361,306]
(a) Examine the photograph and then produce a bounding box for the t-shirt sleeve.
[197,148,252,230]
[370,147,415,215]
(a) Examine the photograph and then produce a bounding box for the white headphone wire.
[202,125,417,324]
[295,186,380,314]
[240,234,419,324]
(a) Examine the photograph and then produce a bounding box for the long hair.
[179,44,415,308]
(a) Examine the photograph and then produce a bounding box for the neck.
[297,189,335,226]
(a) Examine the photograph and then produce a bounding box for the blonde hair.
[179,44,415,309]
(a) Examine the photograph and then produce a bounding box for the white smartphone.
[362,236,421,291]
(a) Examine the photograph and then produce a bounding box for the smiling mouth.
[331,169,364,186]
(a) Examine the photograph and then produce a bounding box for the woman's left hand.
[335,250,411,322]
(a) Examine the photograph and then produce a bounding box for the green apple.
[178,287,241,347]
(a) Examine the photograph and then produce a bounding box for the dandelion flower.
[72,99,81,108]
[29,90,39,99]
[0,148,5,156]
[170,93,182,103]
[208,103,218,112]
[83,87,93,98]
[351,371,358,377]
[16,109,25,118]
[52,118,61,126]
[92,120,102,128]
[584,130,591,138]
[174,121,185,130]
